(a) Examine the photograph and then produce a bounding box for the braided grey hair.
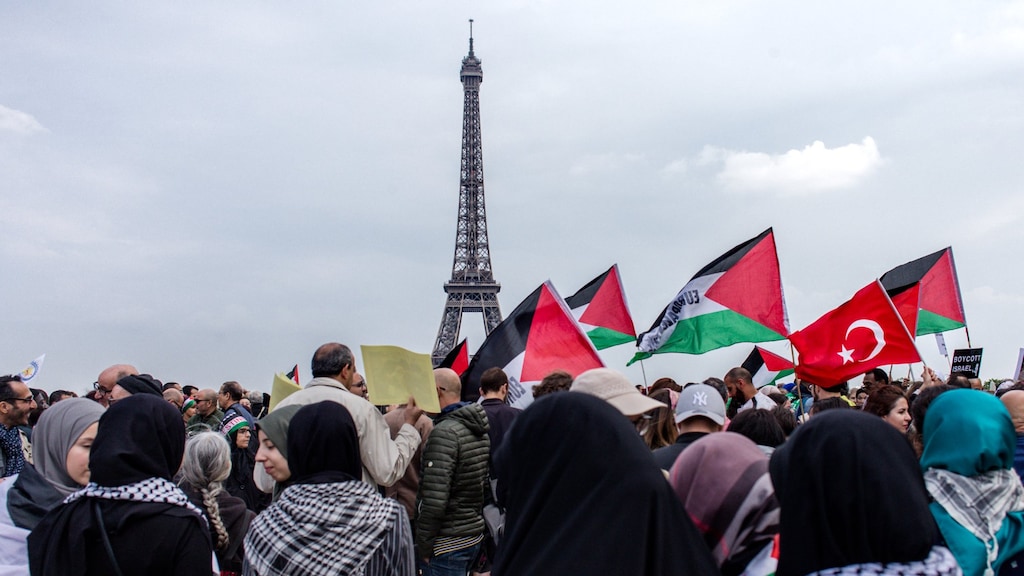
[180,431,232,550]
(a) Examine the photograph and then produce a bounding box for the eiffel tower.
[432,21,503,366]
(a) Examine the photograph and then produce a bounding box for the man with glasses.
[0,375,35,477]
[346,373,369,400]
[186,389,224,433]
[94,364,139,408]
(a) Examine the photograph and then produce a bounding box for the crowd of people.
[1,347,1023,575]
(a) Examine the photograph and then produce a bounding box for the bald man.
[95,364,139,408]
[1001,390,1024,482]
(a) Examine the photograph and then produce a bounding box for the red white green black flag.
[629,228,789,365]
[741,346,795,388]
[566,264,637,350]
[461,281,604,408]
[879,247,966,336]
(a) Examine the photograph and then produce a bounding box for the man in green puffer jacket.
[415,368,490,576]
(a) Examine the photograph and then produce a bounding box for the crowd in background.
[0,350,1023,575]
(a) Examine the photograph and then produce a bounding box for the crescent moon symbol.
[845,319,886,362]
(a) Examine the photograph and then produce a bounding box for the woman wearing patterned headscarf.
[27,394,213,575]
[244,401,414,575]
[222,416,269,513]
[921,389,1024,576]
[670,432,780,576]
[0,398,104,571]
[770,409,959,576]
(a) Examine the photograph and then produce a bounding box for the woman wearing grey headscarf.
[0,398,105,571]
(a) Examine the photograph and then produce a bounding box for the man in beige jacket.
[254,342,423,491]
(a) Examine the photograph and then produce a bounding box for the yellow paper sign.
[268,372,302,412]
[360,345,441,413]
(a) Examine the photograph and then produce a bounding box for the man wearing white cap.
[570,368,664,418]
[652,383,726,471]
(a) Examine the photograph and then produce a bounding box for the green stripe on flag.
[586,326,635,350]
[768,368,795,385]
[915,309,966,336]
[629,309,786,365]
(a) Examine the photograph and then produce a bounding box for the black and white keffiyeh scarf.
[924,468,1024,576]
[244,481,398,576]
[64,477,207,523]
[0,425,25,476]
[809,546,962,576]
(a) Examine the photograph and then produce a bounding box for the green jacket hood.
[443,403,489,437]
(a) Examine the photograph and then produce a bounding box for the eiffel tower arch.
[432,22,503,366]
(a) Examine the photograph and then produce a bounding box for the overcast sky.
[3,1,1023,394]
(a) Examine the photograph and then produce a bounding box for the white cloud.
[699,137,882,195]
[0,104,46,135]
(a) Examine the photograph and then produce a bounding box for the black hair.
[728,408,786,448]
[480,367,509,394]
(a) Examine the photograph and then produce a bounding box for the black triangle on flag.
[461,285,543,403]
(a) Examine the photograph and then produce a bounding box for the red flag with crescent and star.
[789,280,921,387]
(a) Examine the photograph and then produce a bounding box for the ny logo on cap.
[692,391,708,406]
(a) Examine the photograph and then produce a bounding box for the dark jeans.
[421,542,482,576]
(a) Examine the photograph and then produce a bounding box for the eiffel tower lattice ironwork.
[432,21,503,366]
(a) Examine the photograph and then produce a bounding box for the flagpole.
[638,358,649,389]
[964,325,973,348]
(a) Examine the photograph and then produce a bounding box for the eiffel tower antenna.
[432,23,503,366]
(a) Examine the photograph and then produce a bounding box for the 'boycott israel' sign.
[950,348,983,378]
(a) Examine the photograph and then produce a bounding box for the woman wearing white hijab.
[0,398,104,573]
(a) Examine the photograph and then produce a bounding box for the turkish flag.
[789,281,921,387]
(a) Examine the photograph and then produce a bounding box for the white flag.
[19,354,45,383]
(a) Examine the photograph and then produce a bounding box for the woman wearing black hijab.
[243,401,414,576]
[27,394,213,576]
[769,409,959,576]
[491,392,719,576]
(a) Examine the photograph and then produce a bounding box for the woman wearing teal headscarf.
[921,389,1024,576]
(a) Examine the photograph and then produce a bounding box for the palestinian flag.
[741,346,795,388]
[630,228,789,365]
[438,338,470,376]
[461,280,604,409]
[879,247,966,336]
[566,264,637,350]
[285,364,300,386]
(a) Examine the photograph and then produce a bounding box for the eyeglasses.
[92,382,113,395]
[1,396,34,405]
[355,381,367,388]
[196,399,211,404]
